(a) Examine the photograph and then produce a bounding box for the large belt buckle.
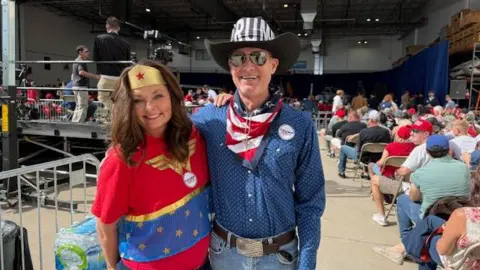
[236,238,264,257]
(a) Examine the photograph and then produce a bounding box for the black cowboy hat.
[204,17,301,73]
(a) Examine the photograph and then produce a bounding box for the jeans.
[396,194,422,238]
[338,145,358,174]
[209,230,299,270]
[420,216,445,270]
[370,163,381,176]
[324,135,333,152]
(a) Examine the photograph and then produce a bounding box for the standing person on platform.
[194,17,325,270]
[94,16,131,121]
[71,45,99,123]
[92,61,211,270]
[351,90,368,111]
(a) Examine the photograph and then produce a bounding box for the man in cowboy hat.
[192,17,325,269]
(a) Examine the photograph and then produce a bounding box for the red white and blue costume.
[91,129,211,270]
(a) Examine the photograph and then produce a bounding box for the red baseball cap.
[411,119,433,134]
[335,109,346,118]
[397,126,412,139]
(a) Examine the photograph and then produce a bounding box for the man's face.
[80,48,90,60]
[229,47,279,100]
[452,126,464,137]
[411,129,428,144]
[347,114,355,122]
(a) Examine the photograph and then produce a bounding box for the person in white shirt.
[449,119,477,161]
[203,85,218,102]
[332,89,344,113]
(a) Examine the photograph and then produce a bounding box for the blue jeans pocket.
[276,238,299,265]
[209,231,226,255]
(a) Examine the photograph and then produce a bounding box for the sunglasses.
[228,51,269,67]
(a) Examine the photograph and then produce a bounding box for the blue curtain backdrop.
[390,40,449,105]
[178,40,449,104]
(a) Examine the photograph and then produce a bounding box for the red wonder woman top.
[92,128,210,270]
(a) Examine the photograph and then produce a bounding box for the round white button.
[249,219,253,222]
[248,170,252,174]
[248,194,252,198]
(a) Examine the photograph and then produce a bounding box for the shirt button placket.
[246,169,255,225]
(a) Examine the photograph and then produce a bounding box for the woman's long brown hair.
[110,60,192,166]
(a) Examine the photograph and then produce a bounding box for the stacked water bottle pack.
[55,216,106,270]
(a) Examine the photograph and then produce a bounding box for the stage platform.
[17,120,109,140]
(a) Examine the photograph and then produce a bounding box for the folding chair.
[379,156,408,217]
[453,242,480,270]
[352,143,387,186]
[346,133,359,144]
[379,156,408,174]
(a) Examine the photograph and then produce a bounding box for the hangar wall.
[171,36,403,74]
[403,0,467,48]
[20,5,149,86]
[14,5,402,84]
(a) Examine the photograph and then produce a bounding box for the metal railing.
[17,96,204,123]
[313,111,333,132]
[0,154,100,270]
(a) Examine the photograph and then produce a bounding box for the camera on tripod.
[143,30,175,65]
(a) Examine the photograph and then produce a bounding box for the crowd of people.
[320,87,480,269]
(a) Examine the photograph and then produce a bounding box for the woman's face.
[133,84,172,137]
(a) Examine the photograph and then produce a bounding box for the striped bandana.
[226,85,282,170]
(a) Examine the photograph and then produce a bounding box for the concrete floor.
[1,138,418,269]
[317,149,416,269]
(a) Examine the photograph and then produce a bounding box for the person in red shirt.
[368,125,416,226]
[91,60,211,270]
[184,89,193,102]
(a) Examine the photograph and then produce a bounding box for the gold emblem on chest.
[145,139,196,175]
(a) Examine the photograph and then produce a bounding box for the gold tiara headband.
[128,65,167,90]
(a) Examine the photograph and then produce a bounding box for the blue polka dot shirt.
[192,104,326,269]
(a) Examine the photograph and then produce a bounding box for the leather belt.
[213,223,295,256]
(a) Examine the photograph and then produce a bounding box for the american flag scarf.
[226,86,283,170]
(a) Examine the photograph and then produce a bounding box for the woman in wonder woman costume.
[91,60,211,270]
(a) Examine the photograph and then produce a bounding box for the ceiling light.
[375,18,380,22]
[297,33,301,36]
[358,41,361,44]
[366,18,371,22]
[284,3,288,8]
[145,8,150,12]
[363,41,368,44]
[304,33,308,36]
[196,36,200,39]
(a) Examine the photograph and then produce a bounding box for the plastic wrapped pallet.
[55,216,106,270]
